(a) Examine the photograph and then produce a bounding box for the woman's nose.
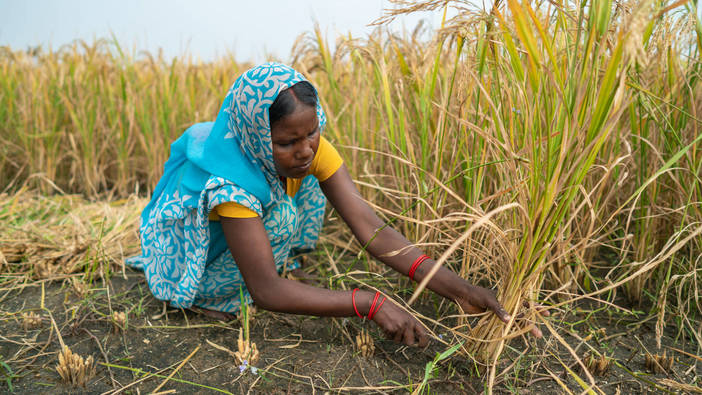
[296,141,314,160]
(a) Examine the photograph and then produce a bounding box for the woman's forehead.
[270,106,318,139]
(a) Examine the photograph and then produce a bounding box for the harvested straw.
[0,192,144,283]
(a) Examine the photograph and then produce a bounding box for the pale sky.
[0,0,451,63]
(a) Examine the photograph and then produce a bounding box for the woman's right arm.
[219,216,428,346]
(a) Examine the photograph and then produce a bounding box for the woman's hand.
[372,301,429,347]
[455,283,548,338]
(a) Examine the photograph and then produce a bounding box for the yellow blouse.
[209,136,343,220]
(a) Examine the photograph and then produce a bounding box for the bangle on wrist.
[368,295,385,320]
[368,291,380,319]
[352,289,386,320]
[409,254,430,281]
[351,288,364,319]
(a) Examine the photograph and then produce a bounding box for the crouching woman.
[128,63,521,347]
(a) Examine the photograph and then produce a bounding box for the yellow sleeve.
[311,136,344,182]
[214,202,259,218]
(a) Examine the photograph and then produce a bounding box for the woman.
[128,63,528,347]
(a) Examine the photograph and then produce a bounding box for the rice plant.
[1,0,700,384]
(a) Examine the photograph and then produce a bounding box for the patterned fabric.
[126,63,327,313]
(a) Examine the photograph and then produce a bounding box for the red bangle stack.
[369,295,385,320]
[352,288,386,320]
[408,254,430,281]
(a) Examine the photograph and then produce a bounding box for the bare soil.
[1,268,700,394]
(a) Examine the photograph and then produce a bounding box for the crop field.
[1,0,702,393]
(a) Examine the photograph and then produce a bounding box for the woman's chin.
[286,167,310,179]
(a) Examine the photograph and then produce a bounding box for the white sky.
[0,0,452,63]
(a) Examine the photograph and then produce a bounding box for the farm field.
[2,0,702,393]
[0,194,699,394]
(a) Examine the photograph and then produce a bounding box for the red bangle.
[368,295,386,320]
[367,291,380,320]
[351,288,363,319]
[408,254,430,281]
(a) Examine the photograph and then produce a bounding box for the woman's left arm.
[320,165,541,333]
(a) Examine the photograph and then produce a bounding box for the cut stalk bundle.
[20,311,42,330]
[55,346,95,387]
[355,328,376,357]
[234,329,260,367]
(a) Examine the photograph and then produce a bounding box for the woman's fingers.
[485,297,512,323]
[402,324,416,346]
[415,324,429,347]
[522,301,550,317]
[372,302,428,347]
[529,323,543,338]
[393,326,404,343]
[488,298,545,338]
[389,321,421,346]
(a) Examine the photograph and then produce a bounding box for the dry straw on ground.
[0,192,145,286]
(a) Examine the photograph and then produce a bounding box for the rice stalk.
[1,0,701,381]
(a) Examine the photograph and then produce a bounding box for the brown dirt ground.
[1,267,700,394]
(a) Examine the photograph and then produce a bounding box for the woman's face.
[271,104,320,179]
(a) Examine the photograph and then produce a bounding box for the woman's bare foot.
[189,306,236,321]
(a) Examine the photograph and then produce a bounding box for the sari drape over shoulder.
[127,63,327,313]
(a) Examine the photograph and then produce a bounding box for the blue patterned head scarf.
[146,62,326,216]
[222,62,327,201]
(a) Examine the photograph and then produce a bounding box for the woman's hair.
[269,81,317,127]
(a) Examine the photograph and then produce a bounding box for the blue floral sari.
[127,63,327,313]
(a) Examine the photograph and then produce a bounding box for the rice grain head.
[623,0,654,67]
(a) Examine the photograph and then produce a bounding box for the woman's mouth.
[293,161,312,172]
